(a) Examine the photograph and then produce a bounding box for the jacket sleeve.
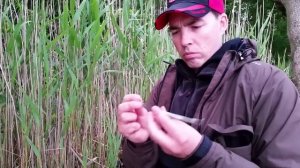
[121,80,162,168]
[188,64,300,168]
[188,142,259,168]
[121,139,158,168]
[250,66,300,167]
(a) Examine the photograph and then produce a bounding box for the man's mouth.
[183,52,200,60]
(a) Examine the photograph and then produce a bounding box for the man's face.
[168,12,228,68]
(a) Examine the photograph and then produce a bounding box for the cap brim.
[155,3,210,30]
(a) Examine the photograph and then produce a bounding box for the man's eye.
[192,25,202,29]
[170,30,179,35]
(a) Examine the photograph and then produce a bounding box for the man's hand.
[117,94,149,143]
[146,106,203,158]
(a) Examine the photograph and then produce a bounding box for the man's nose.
[181,29,193,47]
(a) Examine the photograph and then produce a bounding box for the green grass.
[0,0,281,167]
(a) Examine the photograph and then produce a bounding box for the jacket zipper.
[199,52,235,130]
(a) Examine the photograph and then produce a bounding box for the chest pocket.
[208,124,253,161]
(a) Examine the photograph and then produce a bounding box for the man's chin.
[186,61,204,69]
[183,58,206,68]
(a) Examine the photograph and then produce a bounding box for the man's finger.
[151,106,187,139]
[127,128,149,143]
[136,107,149,128]
[146,112,174,149]
[118,101,143,114]
[118,112,138,123]
[123,94,143,102]
[118,122,141,136]
[136,106,148,116]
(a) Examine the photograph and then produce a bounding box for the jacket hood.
[230,38,258,67]
[213,38,259,75]
[173,38,258,79]
[220,38,258,61]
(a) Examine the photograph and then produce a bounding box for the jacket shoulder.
[242,60,291,86]
[238,61,297,106]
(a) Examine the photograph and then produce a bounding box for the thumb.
[160,106,167,111]
[136,106,148,117]
[136,107,149,128]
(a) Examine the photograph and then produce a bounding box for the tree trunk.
[278,0,300,91]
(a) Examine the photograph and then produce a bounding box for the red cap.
[155,0,225,30]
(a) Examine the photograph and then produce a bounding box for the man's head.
[155,0,228,68]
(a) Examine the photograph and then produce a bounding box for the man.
[117,0,300,167]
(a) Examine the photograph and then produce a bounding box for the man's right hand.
[117,94,149,144]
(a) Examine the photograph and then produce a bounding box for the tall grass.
[0,0,279,167]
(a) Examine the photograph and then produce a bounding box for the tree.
[277,0,300,91]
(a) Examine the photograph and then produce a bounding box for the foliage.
[226,0,289,63]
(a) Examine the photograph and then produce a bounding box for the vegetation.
[0,0,285,167]
[226,0,289,63]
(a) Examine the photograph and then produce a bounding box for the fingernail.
[151,106,159,111]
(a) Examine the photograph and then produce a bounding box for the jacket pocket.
[208,124,253,161]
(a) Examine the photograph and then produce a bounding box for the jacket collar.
[175,38,247,79]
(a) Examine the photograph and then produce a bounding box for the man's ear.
[219,13,228,33]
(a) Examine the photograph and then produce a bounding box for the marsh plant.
[0,0,282,167]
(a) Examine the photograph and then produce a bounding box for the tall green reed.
[0,0,280,167]
[0,0,169,167]
[226,0,275,62]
